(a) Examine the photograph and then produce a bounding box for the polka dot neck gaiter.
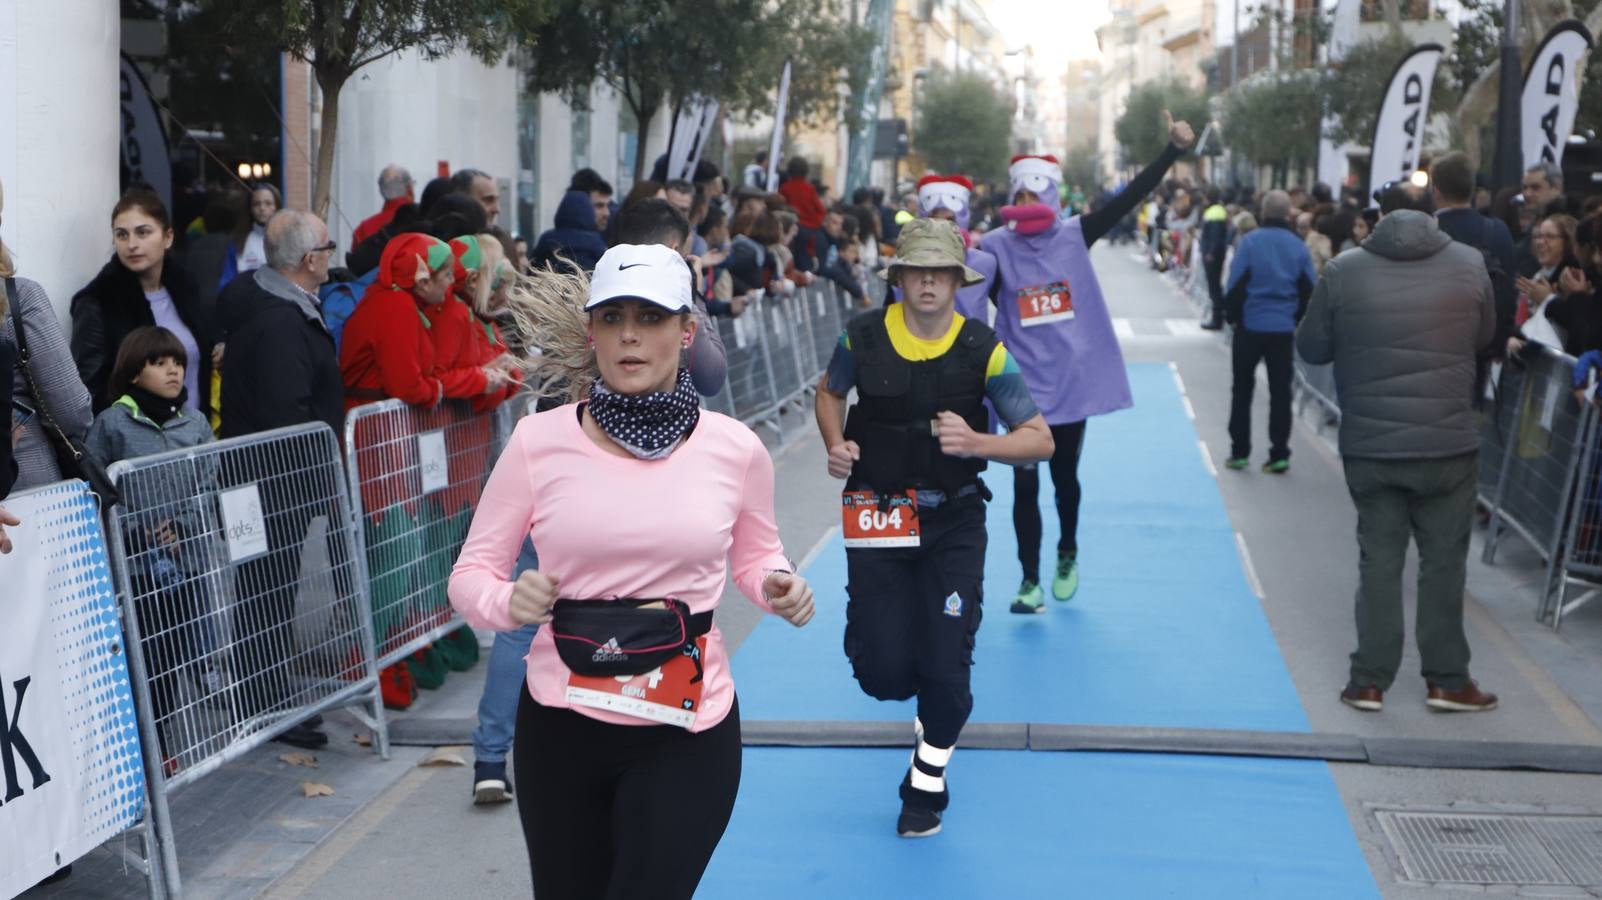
[587,368,701,460]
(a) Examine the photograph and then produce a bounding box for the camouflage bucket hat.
[883,218,985,286]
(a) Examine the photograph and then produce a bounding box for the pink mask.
[1001,203,1056,235]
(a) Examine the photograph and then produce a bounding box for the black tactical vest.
[842,308,997,496]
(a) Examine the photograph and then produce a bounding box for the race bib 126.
[1017,281,1074,327]
[842,490,920,548]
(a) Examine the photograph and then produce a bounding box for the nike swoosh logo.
[619,263,649,270]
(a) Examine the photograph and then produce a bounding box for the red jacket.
[779,177,826,229]
[423,298,493,400]
[340,289,442,411]
[340,234,450,410]
[353,196,410,247]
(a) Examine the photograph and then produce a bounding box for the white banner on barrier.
[418,430,449,495]
[0,481,146,895]
[219,482,270,563]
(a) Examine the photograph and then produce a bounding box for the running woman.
[815,219,1054,837]
[982,111,1195,613]
[449,243,815,899]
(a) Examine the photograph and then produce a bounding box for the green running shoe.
[1052,556,1079,602]
[1225,457,1250,470]
[1262,459,1290,474]
[1010,580,1045,614]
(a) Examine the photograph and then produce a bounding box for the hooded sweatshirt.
[532,191,608,274]
[1296,210,1495,460]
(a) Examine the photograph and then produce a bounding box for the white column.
[331,47,520,244]
[537,94,573,233]
[0,0,119,324]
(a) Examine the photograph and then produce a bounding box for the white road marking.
[1113,318,1134,339]
[1198,440,1217,477]
[796,525,839,574]
[1235,531,1266,599]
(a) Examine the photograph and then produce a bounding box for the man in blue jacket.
[1223,189,1317,473]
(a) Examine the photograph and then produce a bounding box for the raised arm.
[1081,111,1196,247]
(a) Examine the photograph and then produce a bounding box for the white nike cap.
[585,243,693,312]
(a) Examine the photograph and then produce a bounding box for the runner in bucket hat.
[882,218,987,287]
[818,214,1054,838]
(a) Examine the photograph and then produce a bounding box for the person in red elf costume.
[426,234,517,412]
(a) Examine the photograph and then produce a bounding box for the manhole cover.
[1376,810,1602,887]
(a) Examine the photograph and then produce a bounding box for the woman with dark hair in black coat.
[72,188,212,416]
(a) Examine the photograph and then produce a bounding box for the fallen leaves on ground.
[418,746,468,768]
[301,782,335,798]
[278,752,318,768]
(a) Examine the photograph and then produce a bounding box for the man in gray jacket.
[1296,185,1499,714]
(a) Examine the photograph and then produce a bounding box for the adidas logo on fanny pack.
[592,637,627,664]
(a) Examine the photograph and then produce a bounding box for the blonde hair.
[499,260,597,404]
[469,232,509,319]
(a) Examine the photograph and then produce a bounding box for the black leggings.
[513,691,742,900]
[1013,420,1088,583]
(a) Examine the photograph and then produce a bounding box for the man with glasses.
[215,210,350,750]
[1516,163,1565,276]
[218,210,343,438]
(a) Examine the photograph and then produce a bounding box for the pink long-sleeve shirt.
[448,404,790,732]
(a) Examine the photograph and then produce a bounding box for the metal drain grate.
[1377,810,1602,887]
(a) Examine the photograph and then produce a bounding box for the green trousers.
[1342,453,1477,692]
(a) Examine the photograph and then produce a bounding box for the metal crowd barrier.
[1478,347,1602,629]
[343,398,518,671]
[1293,359,1342,428]
[105,422,387,897]
[1552,399,1602,628]
[707,281,853,432]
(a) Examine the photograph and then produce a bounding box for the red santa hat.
[916,174,974,211]
[1008,155,1061,183]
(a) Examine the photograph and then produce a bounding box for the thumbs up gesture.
[1164,109,1195,150]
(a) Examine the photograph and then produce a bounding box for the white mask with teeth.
[1009,156,1062,212]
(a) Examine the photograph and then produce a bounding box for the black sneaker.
[896,804,942,838]
[473,760,513,804]
[273,723,329,749]
[896,770,948,838]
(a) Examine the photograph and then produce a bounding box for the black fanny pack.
[551,597,714,677]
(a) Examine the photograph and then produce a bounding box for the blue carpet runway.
[730,364,1307,732]
[702,364,1380,898]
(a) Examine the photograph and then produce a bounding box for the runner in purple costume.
[981,111,1195,613]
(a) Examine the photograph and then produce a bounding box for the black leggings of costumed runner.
[512,692,742,900]
[1013,420,1088,584]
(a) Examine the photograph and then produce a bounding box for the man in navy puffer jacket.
[531,190,608,275]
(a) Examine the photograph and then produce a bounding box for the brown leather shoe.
[1340,683,1384,711]
[1426,680,1498,712]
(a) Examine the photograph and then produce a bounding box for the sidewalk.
[32,245,1602,899]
